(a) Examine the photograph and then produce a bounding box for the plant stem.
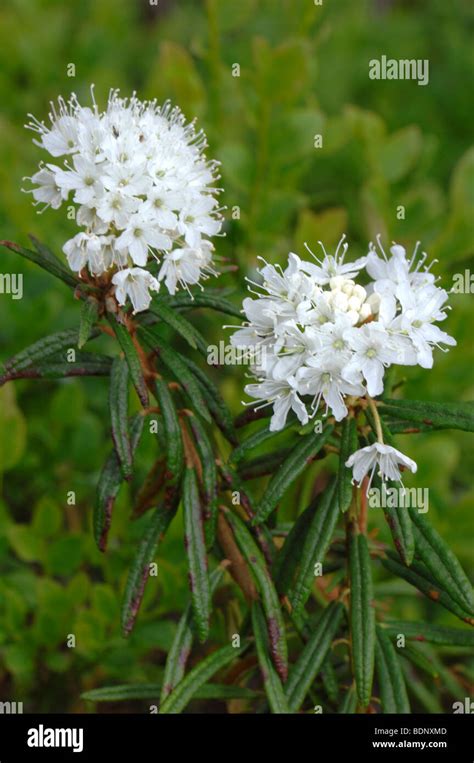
[366,396,384,444]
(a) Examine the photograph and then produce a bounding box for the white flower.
[28,166,67,210]
[300,235,367,285]
[244,376,308,432]
[26,88,223,308]
[112,267,160,314]
[231,236,456,430]
[342,323,416,397]
[345,443,417,488]
[296,358,364,421]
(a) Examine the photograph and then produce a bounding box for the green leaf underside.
[109,357,133,479]
[152,378,184,486]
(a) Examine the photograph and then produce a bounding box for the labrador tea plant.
[1,90,473,714]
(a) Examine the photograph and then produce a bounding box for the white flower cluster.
[231,236,456,432]
[25,89,223,312]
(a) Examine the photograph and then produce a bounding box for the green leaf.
[285,602,344,712]
[229,420,296,465]
[187,415,218,549]
[140,327,211,423]
[78,298,99,349]
[379,399,474,433]
[183,357,238,444]
[338,685,357,713]
[0,239,79,288]
[121,498,178,636]
[1,328,98,374]
[375,626,410,713]
[252,602,290,714]
[381,621,474,647]
[253,425,334,525]
[183,467,211,643]
[223,507,288,680]
[160,290,243,319]
[288,480,340,615]
[161,568,224,702]
[0,355,112,384]
[152,379,184,486]
[109,317,149,406]
[109,357,133,480]
[382,503,415,566]
[409,509,474,614]
[94,414,144,551]
[350,532,375,708]
[338,418,357,512]
[274,502,316,595]
[381,551,474,625]
[82,682,257,703]
[159,641,249,714]
[238,448,293,481]
[149,300,208,353]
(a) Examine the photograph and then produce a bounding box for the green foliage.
[0,0,472,715]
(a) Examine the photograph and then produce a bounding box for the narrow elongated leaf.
[409,509,474,614]
[252,602,290,714]
[400,643,440,678]
[160,290,243,318]
[140,327,211,423]
[274,502,316,595]
[1,328,98,374]
[183,357,237,444]
[187,415,218,548]
[109,357,132,480]
[94,414,144,551]
[375,626,410,713]
[0,355,112,384]
[383,503,415,566]
[149,301,208,353]
[230,421,296,465]
[253,425,334,525]
[0,239,79,288]
[121,496,178,636]
[338,417,357,512]
[338,685,357,713]
[183,467,211,642]
[381,620,474,647]
[82,682,257,703]
[153,379,184,486]
[159,641,249,714]
[110,318,149,406]
[381,551,474,625]
[161,568,224,702]
[379,399,474,432]
[285,602,344,712]
[321,655,339,704]
[222,507,288,680]
[350,533,375,708]
[78,299,99,349]
[289,480,340,615]
[238,448,293,480]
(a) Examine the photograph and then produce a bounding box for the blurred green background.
[0,0,472,712]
